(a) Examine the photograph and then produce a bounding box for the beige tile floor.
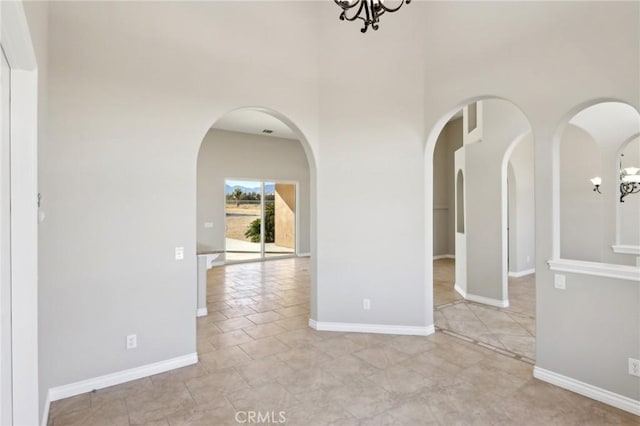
[433,259,537,362]
[47,258,638,425]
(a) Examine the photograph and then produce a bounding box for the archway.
[551,100,640,265]
[193,106,318,356]
[426,97,536,362]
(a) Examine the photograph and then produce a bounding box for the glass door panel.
[225,180,262,262]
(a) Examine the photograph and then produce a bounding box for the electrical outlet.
[554,274,566,290]
[126,334,137,350]
[629,358,640,377]
[175,247,184,260]
[363,299,371,310]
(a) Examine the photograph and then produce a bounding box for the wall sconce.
[590,167,640,202]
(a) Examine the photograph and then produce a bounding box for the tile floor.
[433,259,536,363]
[47,258,638,425]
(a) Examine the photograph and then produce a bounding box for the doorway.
[428,98,537,363]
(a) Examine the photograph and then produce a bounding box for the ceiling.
[212,110,297,140]
[569,102,640,148]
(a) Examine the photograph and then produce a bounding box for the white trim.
[533,366,640,416]
[433,254,455,260]
[309,319,435,336]
[1,2,40,424]
[296,252,311,257]
[508,268,535,278]
[465,293,509,308]
[454,283,467,298]
[196,308,208,317]
[1,1,37,70]
[39,391,50,426]
[547,259,640,282]
[611,245,640,255]
[47,353,198,403]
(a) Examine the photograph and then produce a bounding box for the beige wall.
[507,134,535,274]
[560,125,605,262]
[275,183,296,249]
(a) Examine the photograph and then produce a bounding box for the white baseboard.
[196,308,208,317]
[465,293,509,308]
[47,353,198,403]
[454,283,467,298]
[309,319,435,336]
[40,391,51,426]
[296,252,311,257]
[508,268,535,278]
[433,254,455,260]
[533,366,640,416]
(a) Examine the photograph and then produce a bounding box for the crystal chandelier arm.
[334,0,365,19]
[620,182,640,202]
[335,1,375,33]
[335,0,409,32]
[377,0,410,13]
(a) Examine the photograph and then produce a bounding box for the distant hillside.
[225,183,275,195]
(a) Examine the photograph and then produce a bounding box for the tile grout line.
[435,327,534,365]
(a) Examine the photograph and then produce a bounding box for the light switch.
[175,247,184,260]
[204,222,214,228]
[554,274,566,290]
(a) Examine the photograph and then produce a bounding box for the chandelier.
[619,166,640,202]
[334,0,411,33]
[590,155,640,202]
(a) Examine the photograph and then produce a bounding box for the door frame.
[1,1,39,425]
[223,177,300,262]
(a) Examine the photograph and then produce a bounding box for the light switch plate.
[204,222,214,229]
[554,274,566,290]
[175,247,184,260]
[126,334,137,349]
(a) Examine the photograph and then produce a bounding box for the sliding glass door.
[224,179,296,261]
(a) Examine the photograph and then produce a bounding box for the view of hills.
[225,183,275,195]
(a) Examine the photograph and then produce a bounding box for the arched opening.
[552,100,640,264]
[427,97,536,363]
[194,106,317,358]
[503,133,536,318]
[431,113,463,306]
